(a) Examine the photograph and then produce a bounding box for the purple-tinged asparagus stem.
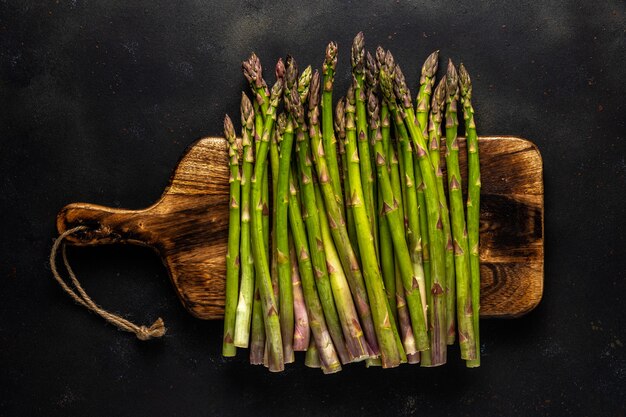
[309,71,369,362]
[249,279,265,365]
[291,237,310,351]
[288,167,341,374]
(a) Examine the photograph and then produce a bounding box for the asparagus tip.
[421,50,440,78]
[308,69,321,109]
[325,41,338,70]
[432,75,447,111]
[297,65,313,104]
[334,97,346,137]
[375,46,385,70]
[365,51,378,90]
[285,54,299,91]
[275,57,285,81]
[224,114,235,144]
[458,63,472,98]
[351,32,365,71]
[446,59,459,99]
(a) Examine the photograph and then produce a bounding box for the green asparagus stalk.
[367,91,429,352]
[346,82,403,367]
[290,237,310,351]
[250,63,285,372]
[459,63,481,367]
[288,167,341,373]
[291,85,351,364]
[321,41,344,209]
[385,52,448,365]
[352,32,378,256]
[309,71,369,361]
[428,76,457,344]
[335,99,360,260]
[222,115,241,357]
[444,61,476,361]
[314,96,379,357]
[275,109,295,364]
[249,278,265,364]
[379,69,429,327]
[415,50,439,135]
[234,93,256,348]
[395,263,418,357]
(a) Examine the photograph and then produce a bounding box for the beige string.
[49,226,166,341]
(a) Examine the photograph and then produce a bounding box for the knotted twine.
[49,226,166,341]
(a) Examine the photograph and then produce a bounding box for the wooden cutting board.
[56,136,544,320]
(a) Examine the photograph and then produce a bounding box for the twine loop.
[49,226,166,340]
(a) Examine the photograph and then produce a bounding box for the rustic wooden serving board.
[56,136,544,320]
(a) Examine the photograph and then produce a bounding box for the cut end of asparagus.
[458,63,472,99]
[421,50,440,79]
[351,32,365,72]
[446,59,459,100]
[324,41,338,72]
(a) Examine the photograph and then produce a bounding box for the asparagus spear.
[321,41,344,209]
[415,50,439,135]
[288,167,341,373]
[335,99,360,259]
[352,32,378,256]
[367,91,429,352]
[428,76,457,344]
[444,61,476,361]
[233,93,256,348]
[459,63,481,367]
[346,82,403,367]
[309,71,369,361]
[304,337,321,368]
[290,237,310,351]
[291,85,351,364]
[250,64,285,371]
[314,96,379,357]
[385,53,448,366]
[275,108,296,364]
[243,54,271,258]
[222,115,241,357]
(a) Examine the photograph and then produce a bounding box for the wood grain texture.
[56,136,543,320]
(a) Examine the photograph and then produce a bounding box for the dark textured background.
[1,1,625,416]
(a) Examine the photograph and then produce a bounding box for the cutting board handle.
[57,202,153,247]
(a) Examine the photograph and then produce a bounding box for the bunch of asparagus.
[222,33,482,372]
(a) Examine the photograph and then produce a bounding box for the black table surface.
[1,1,625,416]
